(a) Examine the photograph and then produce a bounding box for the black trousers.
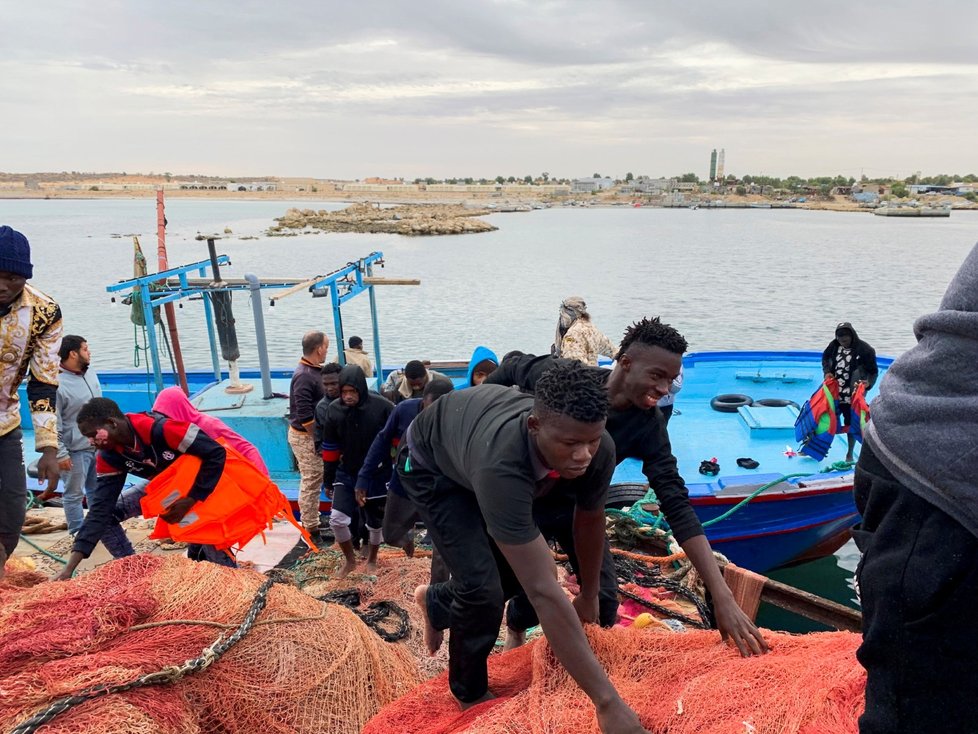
[398,450,524,703]
[505,495,619,631]
[0,428,27,556]
[853,443,978,734]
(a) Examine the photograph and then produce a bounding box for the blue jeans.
[99,484,236,568]
[61,449,97,535]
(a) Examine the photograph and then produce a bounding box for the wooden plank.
[268,276,325,304]
[166,276,420,287]
[759,577,862,631]
[363,277,420,285]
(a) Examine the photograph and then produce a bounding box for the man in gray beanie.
[852,242,978,733]
[0,226,63,579]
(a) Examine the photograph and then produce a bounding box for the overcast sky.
[4,0,977,180]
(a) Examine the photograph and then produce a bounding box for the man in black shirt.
[487,317,768,657]
[399,362,648,734]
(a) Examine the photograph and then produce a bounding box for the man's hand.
[160,496,197,524]
[572,592,600,625]
[355,488,367,507]
[58,456,72,472]
[52,567,74,582]
[714,594,769,657]
[595,697,649,734]
[36,448,60,492]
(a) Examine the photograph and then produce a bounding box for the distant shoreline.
[2,187,976,215]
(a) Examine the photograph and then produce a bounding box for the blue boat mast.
[106,251,390,395]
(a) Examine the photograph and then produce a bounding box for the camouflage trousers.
[288,427,323,531]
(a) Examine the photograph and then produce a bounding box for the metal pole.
[206,238,223,282]
[367,263,383,390]
[330,285,345,365]
[245,273,273,399]
[200,267,222,381]
[141,283,165,391]
[156,189,190,394]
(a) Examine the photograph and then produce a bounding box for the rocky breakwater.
[267,203,497,237]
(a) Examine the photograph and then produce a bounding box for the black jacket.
[320,364,394,487]
[822,322,879,391]
[485,353,703,543]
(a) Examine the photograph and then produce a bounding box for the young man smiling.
[487,317,768,657]
[398,362,649,734]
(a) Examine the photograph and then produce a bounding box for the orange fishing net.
[287,547,451,678]
[0,554,422,734]
[364,625,865,734]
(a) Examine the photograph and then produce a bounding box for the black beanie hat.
[0,226,33,279]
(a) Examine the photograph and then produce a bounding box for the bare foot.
[502,628,526,652]
[457,690,496,711]
[365,561,378,574]
[403,538,415,558]
[414,584,443,655]
[337,560,358,579]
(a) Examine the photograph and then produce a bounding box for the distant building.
[571,177,615,193]
[909,184,974,196]
[621,177,677,194]
[225,181,278,192]
[709,149,717,181]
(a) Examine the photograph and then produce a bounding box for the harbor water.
[3,197,976,629]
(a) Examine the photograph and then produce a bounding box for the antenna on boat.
[195,234,252,394]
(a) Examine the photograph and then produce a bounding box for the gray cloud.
[2,0,977,178]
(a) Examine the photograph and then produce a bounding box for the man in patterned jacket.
[0,226,62,579]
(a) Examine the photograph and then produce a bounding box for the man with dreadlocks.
[487,317,769,657]
[398,362,648,733]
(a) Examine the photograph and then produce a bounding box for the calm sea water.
[3,197,976,628]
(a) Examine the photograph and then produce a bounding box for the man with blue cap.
[0,226,62,579]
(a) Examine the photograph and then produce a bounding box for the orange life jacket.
[140,438,317,552]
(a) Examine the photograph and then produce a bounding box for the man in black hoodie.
[853,243,978,734]
[821,322,879,462]
[321,364,394,578]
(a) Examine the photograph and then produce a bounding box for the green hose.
[19,492,69,565]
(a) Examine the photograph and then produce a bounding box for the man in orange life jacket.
[53,397,235,580]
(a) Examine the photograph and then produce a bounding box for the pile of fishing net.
[0,554,422,734]
[365,625,865,734]
[285,547,451,678]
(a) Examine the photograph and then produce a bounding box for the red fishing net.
[364,625,865,734]
[0,554,422,734]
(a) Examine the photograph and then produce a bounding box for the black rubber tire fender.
[754,398,801,410]
[605,483,650,510]
[710,393,753,413]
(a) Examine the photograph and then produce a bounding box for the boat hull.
[21,350,889,574]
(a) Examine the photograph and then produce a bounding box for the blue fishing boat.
[18,248,888,574]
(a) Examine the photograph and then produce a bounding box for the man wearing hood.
[465,346,498,387]
[321,364,394,577]
[821,322,879,462]
[552,296,617,366]
[852,243,978,733]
